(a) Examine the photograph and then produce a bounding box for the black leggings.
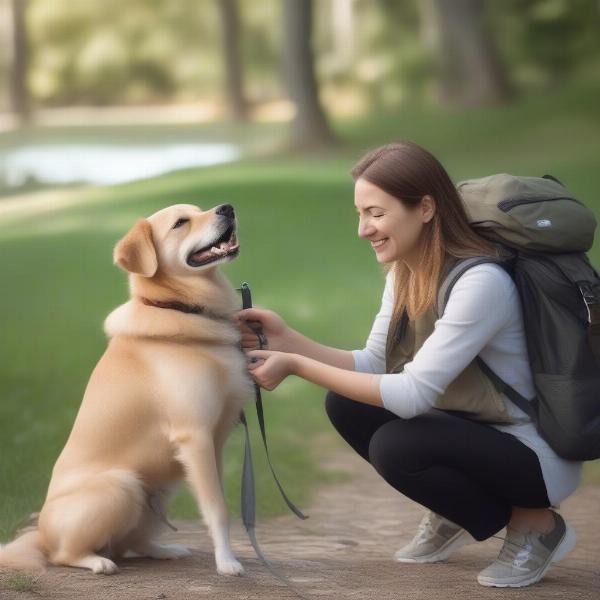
[324,390,551,541]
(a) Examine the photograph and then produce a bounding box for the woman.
[233,140,582,588]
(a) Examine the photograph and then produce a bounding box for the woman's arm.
[269,264,513,416]
[244,272,392,398]
[236,307,355,369]
[291,353,384,406]
[282,327,356,370]
[284,271,393,372]
[350,271,393,374]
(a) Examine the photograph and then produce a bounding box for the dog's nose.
[216,203,235,218]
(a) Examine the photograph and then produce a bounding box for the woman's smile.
[371,237,389,251]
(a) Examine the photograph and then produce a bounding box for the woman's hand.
[245,349,299,391]
[244,349,384,410]
[233,307,291,352]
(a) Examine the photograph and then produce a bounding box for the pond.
[0,142,241,188]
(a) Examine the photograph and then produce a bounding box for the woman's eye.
[356,213,384,218]
[172,218,189,229]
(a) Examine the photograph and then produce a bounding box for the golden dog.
[0,203,254,575]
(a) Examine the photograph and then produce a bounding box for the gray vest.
[384,256,517,424]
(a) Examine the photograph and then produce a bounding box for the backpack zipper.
[498,196,582,212]
[577,281,600,325]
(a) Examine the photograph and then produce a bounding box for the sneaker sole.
[394,528,476,564]
[477,520,576,588]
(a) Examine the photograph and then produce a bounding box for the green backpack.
[437,173,600,461]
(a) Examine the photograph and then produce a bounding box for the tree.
[217,0,248,121]
[282,0,337,149]
[418,0,513,107]
[10,0,31,123]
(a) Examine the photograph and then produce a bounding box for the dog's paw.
[92,557,119,575]
[216,555,245,576]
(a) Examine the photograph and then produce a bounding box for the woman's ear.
[422,194,436,223]
[113,218,158,277]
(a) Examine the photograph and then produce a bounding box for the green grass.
[1,81,599,541]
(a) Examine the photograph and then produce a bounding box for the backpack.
[437,173,600,461]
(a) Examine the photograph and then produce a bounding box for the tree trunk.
[331,0,354,71]
[10,0,31,123]
[419,0,513,107]
[282,0,337,149]
[0,0,12,113]
[217,0,248,121]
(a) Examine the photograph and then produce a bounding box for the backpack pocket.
[498,196,596,252]
[535,372,600,461]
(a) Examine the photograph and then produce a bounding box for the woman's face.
[354,177,434,268]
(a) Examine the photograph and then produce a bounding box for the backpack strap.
[436,256,505,317]
[474,356,537,420]
[436,255,538,422]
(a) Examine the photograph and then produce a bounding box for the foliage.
[3,0,596,110]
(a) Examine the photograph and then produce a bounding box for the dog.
[0,203,255,576]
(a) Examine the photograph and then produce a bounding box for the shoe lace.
[414,512,436,543]
[496,526,533,567]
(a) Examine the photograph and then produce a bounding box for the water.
[0,142,241,187]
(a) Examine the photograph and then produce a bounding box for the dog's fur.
[0,203,254,576]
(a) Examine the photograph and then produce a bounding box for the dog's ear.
[113,218,158,277]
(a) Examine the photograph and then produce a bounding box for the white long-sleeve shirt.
[351,263,583,508]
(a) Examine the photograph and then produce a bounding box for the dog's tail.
[0,516,47,572]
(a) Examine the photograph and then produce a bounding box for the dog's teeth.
[209,243,228,255]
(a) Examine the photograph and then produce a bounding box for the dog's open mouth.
[187,223,240,267]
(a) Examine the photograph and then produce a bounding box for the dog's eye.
[172,218,189,229]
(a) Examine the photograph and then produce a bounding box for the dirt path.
[2,436,599,600]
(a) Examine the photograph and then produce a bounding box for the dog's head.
[113,203,240,278]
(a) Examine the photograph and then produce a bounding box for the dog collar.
[140,296,234,323]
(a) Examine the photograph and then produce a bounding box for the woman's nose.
[358,221,377,238]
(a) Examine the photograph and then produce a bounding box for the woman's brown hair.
[351,140,501,323]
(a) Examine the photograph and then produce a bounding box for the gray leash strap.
[237,281,309,519]
[236,281,314,600]
[239,410,315,600]
[147,493,178,532]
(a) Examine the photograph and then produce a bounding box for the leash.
[237,282,309,520]
[235,281,314,600]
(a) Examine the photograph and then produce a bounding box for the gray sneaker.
[477,510,576,588]
[393,509,476,563]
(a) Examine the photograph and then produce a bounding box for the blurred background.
[1,0,599,539]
